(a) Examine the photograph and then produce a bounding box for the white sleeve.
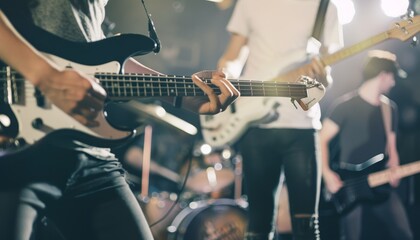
[322,3,344,53]
[226,0,250,37]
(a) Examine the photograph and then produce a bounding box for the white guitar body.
[199,15,420,148]
[8,54,132,145]
[1,47,312,148]
[200,80,325,148]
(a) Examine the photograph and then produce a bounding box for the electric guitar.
[331,159,420,214]
[0,25,322,150]
[200,15,420,148]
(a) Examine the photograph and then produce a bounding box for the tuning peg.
[411,35,419,47]
[401,9,415,20]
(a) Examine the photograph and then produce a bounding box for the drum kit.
[124,123,249,240]
[112,102,249,240]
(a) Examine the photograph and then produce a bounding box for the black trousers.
[340,190,413,240]
[239,128,320,240]
[0,143,153,240]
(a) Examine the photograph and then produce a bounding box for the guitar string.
[0,77,308,87]
[0,79,309,97]
[0,70,311,84]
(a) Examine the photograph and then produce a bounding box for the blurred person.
[320,50,413,240]
[214,0,343,239]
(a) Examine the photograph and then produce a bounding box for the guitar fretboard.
[368,161,420,187]
[0,69,308,103]
[95,73,308,100]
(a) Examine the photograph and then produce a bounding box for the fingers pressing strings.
[191,73,221,114]
[212,72,240,111]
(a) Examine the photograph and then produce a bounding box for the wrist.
[322,166,333,175]
[25,59,60,87]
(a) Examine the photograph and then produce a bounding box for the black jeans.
[239,128,320,240]
[0,143,153,240]
[340,190,413,240]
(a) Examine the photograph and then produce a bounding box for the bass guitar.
[200,15,420,148]
[0,26,322,149]
[331,159,420,214]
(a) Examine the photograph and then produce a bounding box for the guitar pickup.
[34,88,47,108]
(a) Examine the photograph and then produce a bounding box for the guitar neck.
[321,32,389,66]
[368,161,420,187]
[95,73,308,100]
[321,31,389,66]
[269,32,391,83]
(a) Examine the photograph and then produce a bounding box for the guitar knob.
[32,118,44,129]
[0,114,11,130]
[13,138,27,148]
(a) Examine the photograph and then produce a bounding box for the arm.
[386,131,401,187]
[217,33,248,71]
[307,43,337,89]
[319,118,343,193]
[0,10,106,126]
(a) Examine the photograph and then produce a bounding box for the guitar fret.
[170,77,175,96]
[142,75,147,97]
[111,75,117,97]
[175,76,179,96]
[6,67,12,104]
[249,81,253,96]
[158,77,162,97]
[129,74,134,97]
[165,77,169,96]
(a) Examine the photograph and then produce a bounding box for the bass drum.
[167,199,248,240]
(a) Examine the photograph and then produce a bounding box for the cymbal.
[105,100,197,136]
[126,101,197,135]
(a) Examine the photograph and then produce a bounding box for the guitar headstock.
[388,15,420,42]
[295,76,325,111]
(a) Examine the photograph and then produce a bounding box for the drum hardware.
[233,154,243,200]
[134,125,180,240]
[167,198,248,240]
[181,143,236,194]
[140,125,153,199]
[128,125,248,240]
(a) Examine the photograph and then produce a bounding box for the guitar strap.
[380,95,392,155]
[307,0,330,55]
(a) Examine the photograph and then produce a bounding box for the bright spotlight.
[200,143,212,155]
[332,0,356,25]
[381,0,410,17]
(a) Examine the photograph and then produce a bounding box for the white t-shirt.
[228,0,343,129]
[30,0,108,42]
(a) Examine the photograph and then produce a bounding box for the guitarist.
[216,0,343,239]
[0,1,239,240]
[319,50,413,240]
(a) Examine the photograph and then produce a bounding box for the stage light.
[332,0,355,25]
[200,143,212,155]
[381,0,410,17]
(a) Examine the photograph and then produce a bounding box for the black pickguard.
[18,24,157,67]
[332,160,390,214]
